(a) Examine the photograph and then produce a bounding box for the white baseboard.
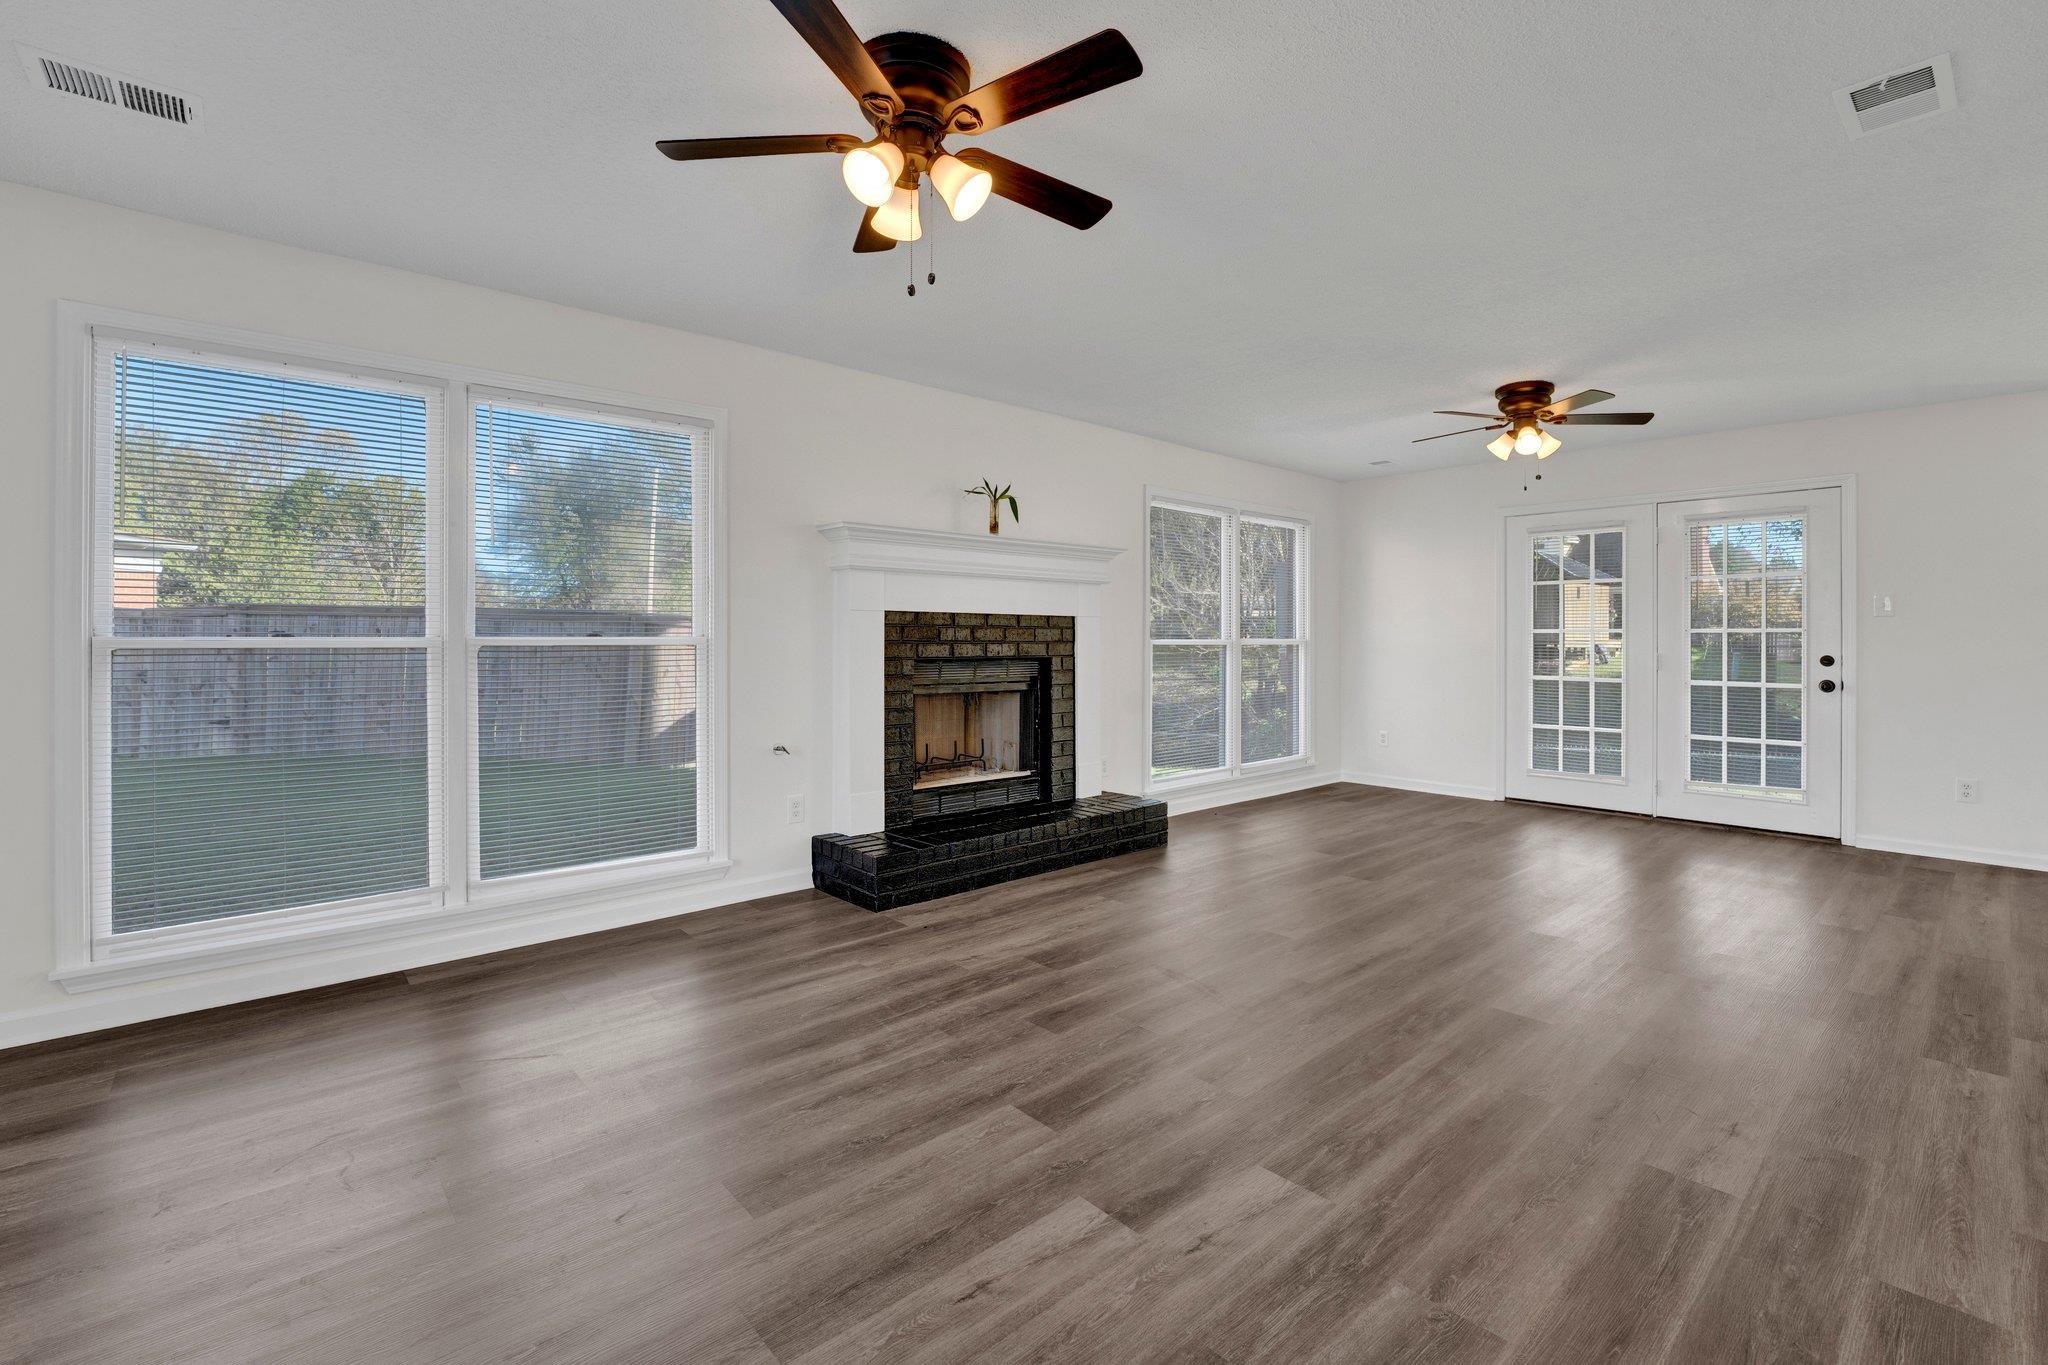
[1154,766,1342,817]
[1852,834,2048,873]
[0,866,815,1052]
[1341,771,1499,802]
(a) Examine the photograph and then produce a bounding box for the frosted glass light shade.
[1488,432,1515,460]
[841,141,905,208]
[871,183,922,241]
[929,153,993,221]
[1536,431,1562,458]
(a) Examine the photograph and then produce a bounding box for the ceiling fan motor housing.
[865,32,972,168]
[1495,380,1558,423]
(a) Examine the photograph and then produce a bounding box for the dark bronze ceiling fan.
[655,0,1142,252]
[1414,380,1655,459]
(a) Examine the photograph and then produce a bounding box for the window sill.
[1144,755,1315,798]
[51,857,733,993]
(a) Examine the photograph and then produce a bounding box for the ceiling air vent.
[17,45,200,127]
[1835,54,1954,137]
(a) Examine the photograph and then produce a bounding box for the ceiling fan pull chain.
[907,232,916,297]
[926,182,937,287]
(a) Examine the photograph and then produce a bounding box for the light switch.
[1871,594,1895,617]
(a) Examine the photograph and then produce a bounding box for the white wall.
[1342,392,2048,867]
[0,181,1343,1043]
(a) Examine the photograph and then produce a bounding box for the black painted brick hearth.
[812,793,1168,912]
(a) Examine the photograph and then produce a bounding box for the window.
[94,340,441,938]
[472,396,709,879]
[1147,496,1309,784]
[1528,528,1625,778]
[74,325,720,966]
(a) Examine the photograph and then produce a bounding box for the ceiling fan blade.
[766,0,900,116]
[656,134,859,161]
[943,29,1142,133]
[1552,412,1654,425]
[953,150,1111,229]
[1411,424,1506,443]
[853,207,896,253]
[1433,410,1503,420]
[1540,388,1616,417]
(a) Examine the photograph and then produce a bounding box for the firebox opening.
[913,687,1034,790]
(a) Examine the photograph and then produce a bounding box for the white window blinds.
[93,339,442,935]
[1148,499,1308,783]
[471,396,709,879]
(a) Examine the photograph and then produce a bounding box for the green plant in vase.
[965,478,1019,535]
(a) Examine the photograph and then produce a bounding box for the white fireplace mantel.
[817,522,1124,833]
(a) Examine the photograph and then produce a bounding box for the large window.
[75,327,718,964]
[472,396,707,880]
[1147,496,1309,784]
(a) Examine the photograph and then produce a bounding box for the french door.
[1503,507,1656,813]
[1654,490,1843,836]
[1501,487,1845,838]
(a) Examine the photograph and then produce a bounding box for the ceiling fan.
[655,0,1142,252]
[1414,381,1655,459]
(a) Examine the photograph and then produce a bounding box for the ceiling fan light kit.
[1422,381,1653,462]
[657,1,1142,255]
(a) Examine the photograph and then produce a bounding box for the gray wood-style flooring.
[5,785,2047,1362]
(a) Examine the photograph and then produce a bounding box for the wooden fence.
[110,606,696,766]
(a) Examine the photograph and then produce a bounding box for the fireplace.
[882,611,1075,829]
[812,523,1165,912]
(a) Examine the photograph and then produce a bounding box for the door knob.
[1818,679,1837,693]
[1819,654,1836,667]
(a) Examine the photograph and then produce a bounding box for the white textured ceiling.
[1,0,2043,478]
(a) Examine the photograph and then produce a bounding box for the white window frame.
[49,303,730,989]
[1142,488,1314,794]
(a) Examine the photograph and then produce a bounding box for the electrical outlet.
[785,795,805,825]
[1378,730,1389,747]
[1955,779,1980,805]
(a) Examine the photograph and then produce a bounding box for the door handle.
[1818,679,1837,693]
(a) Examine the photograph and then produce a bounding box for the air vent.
[17,45,200,127]
[1835,54,1954,137]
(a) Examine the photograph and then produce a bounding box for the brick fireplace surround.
[811,524,1166,911]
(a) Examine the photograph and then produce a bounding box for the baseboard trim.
[1341,771,1499,802]
[1852,834,2048,873]
[1155,767,1342,817]
[0,866,815,1051]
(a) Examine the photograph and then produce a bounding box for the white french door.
[1503,508,1656,813]
[1654,490,1843,837]
[1501,486,1845,838]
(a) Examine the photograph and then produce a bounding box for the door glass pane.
[1561,680,1590,727]
[1529,526,1623,777]
[1685,516,1807,798]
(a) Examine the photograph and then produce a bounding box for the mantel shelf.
[817,522,1123,584]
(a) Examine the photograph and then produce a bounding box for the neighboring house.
[111,532,194,609]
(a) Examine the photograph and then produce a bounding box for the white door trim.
[1494,474,1858,846]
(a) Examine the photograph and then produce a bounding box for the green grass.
[111,755,696,933]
